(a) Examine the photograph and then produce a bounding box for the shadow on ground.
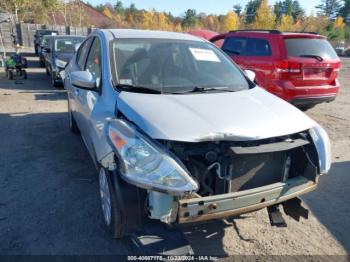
[0,112,132,255]
[303,161,350,254]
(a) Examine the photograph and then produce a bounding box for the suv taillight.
[275,61,301,74]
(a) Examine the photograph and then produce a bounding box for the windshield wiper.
[169,86,236,94]
[222,49,241,55]
[299,55,324,62]
[116,84,161,94]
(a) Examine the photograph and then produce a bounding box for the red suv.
[209,30,341,110]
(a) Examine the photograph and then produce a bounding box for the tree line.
[1,0,350,41]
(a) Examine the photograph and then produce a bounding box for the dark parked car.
[193,30,341,110]
[43,35,85,87]
[38,35,54,68]
[34,29,58,55]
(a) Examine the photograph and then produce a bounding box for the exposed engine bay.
[161,131,319,198]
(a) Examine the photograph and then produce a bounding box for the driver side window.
[76,38,91,69]
[85,38,102,87]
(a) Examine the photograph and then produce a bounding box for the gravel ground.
[0,51,349,257]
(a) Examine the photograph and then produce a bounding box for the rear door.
[282,37,341,87]
[220,36,276,89]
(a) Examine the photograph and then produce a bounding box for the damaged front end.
[105,118,328,226]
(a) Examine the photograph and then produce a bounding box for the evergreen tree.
[233,4,243,16]
[316,0,342,19]
[245,0,262,24]
[182,9,197,28]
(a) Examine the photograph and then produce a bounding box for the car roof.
[42,35,55,39]
[52,35,85,39]
[226,30,325,39]
[99,29,204,42]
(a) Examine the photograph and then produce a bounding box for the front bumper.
[178,176,316,224]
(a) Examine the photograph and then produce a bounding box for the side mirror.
[244,70,256,82]
[71,71,97,90]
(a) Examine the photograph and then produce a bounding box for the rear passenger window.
[76,38,91,69]
[222,37,272,56]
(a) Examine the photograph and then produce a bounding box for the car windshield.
[112,38,250,94]
[54,38,83,53]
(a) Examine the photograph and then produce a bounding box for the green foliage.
[274,0,305,20]
[245,0,262,24]
[316,0,342,19]
[339,0,350,20]
[114,1,124,14]
[345,25,350,39]
[233,4,243,16]
[182,9,197,28]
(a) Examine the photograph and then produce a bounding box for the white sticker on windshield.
[120,79,133,85]
[189,48,220,62]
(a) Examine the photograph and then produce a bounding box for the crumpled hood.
[117,87,316,142]
[55,52,74,63]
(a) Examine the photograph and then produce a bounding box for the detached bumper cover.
[178,176,316,224]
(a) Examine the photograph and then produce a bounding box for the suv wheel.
[68,100,79,134]
[98,168,125,238]
[51,74,60,88]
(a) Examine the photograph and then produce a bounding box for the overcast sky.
[87,0,321,16]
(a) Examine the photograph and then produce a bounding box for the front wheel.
[98,168,125,238]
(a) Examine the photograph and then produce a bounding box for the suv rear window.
[284,38,338,60]
[222,37,272,56]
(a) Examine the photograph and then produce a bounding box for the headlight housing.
[107,119,198,195]
[309,125,332,174]
[55,58,67,69]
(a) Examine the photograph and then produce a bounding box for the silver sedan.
[64,29,331,238]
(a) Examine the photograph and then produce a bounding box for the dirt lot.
[0,51,349,257]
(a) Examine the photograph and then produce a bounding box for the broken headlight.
[310,125,332,174]
[107,119,198,195]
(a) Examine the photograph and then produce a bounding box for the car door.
[221,36,275,89]
[66,37,93,132]
[74,37,102,156]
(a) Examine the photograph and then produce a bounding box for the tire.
[8,70,13,80]
[68,100,79,134]
[52,75,60,88]
[98,167,125,238]
[22,70,27,79]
